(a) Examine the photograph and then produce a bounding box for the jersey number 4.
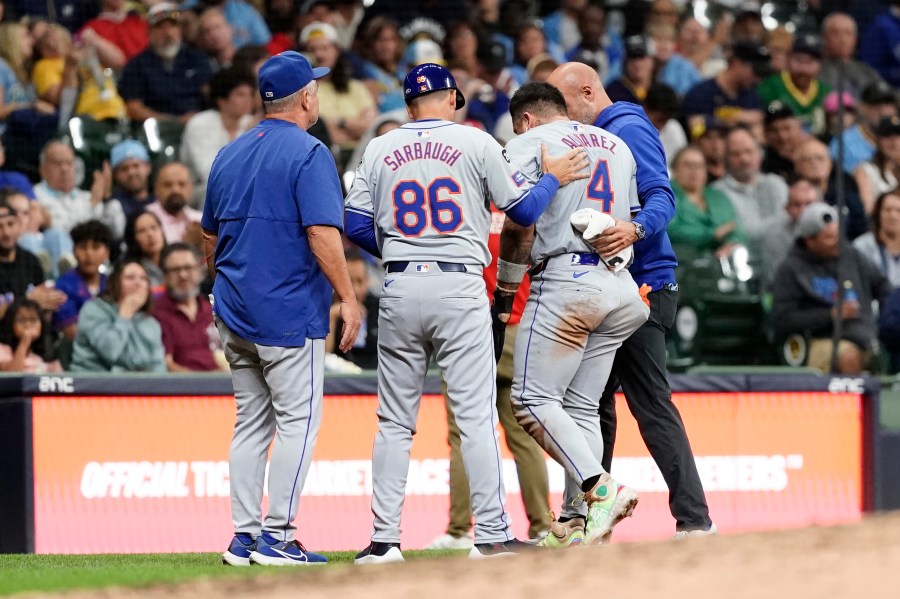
[586,160,615,213]
[393,177,463,236]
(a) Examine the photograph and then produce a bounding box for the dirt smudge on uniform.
[551,293,598,357]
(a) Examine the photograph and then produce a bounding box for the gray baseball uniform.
[345,119,537,544]
[504,120,649,519]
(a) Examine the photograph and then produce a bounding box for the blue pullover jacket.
[594,102,678,290]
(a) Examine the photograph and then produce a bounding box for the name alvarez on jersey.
[560,128,619,154]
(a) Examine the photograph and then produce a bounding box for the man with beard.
[758,34,831,136]
[153,242,221,371]
[711,126,789,258]
[146,162,201,243]
[761,102,808,180]
[110,140,155,219]
[119,3,213,123]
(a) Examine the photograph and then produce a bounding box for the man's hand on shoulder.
[541,143,589,186]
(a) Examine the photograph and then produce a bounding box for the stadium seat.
[65,116,130,187]
[138,118,185,170]
[667,244,768,368]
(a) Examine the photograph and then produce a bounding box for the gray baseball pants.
[511,255,649,518]
[370,262,512,545]
[217,317,324,542]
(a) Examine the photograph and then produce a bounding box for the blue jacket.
[594,102,678,289]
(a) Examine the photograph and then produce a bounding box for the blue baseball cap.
[110,139,149,169]
[258,51,330,102]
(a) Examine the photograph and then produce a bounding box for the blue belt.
[385,261,467,273]
[531,253,600,275]
[568,253,601,266]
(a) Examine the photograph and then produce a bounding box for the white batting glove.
[570,208,633,272]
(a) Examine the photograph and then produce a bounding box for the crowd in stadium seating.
[0,0,898,374]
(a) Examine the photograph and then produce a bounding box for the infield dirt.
[41,512,900,598]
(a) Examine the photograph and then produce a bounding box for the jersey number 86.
[393,177,463,236]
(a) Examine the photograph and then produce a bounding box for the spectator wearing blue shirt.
[119,4,213,123]
[681,41,770,140]
[648,23,701,97]
[542,0,588,52]
[508,23,567,86]
[564,4,624,84]
[548,62,715,536]
[181,0,271,48]
[829,81,899,175]
[859,1,900,87]
[357,16,405,113]
[205,51,360,567]
[53,220,111,340]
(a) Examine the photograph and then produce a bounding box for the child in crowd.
[0,298,61,372]
[53,219,112,340]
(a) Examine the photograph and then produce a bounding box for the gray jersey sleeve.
[504,136,542,185]
[481,135,532,212]
[345,155,375,217]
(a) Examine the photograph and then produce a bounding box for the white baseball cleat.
[354,542,405,564]
[426,533,474,550]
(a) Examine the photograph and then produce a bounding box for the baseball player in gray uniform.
[495,82,649,547]
[344,64,589,563]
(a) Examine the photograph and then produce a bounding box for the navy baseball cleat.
[468,538,543,559]
[354,541,404,565]
[249,532,327,566]
[222,533,255,566]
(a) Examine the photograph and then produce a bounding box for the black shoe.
[354,541,404,564]
[468,538,541,559]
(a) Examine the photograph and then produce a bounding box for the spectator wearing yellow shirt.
[300,21,375,155]
[31,24,125,122]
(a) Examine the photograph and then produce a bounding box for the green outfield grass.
[0,550,463,596]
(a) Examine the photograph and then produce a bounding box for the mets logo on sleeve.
[511,170,526,187]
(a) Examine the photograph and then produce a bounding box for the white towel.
[569,208,633,272]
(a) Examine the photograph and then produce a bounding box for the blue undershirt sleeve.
[345,210,381,258]
[504,174,560,227]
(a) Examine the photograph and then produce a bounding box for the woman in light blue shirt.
[71,259,166,372]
